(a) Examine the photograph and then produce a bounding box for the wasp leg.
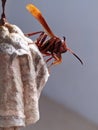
[25,31,43,37]
[49,53,62,67]
[53,57,62,65]
[37,33,47,47]
[46,56,53,63]
[43,52,51,56]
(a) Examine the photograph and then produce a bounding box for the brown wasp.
[26,4,83,66]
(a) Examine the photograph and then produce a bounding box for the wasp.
[26,4,83,66]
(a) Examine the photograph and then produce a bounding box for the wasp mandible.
[26,4,83,66]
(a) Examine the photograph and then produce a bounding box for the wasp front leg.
[52,53,62,65]
[46,53,62,68]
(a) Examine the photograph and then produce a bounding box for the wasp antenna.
[63,36,66,41]
[67,48,83,65]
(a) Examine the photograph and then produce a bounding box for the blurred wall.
[3,0,98,124]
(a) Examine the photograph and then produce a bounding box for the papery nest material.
[0,22,49,129]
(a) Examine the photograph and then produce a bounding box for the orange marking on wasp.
[26,4,83,66]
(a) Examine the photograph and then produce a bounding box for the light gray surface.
[22,95,98,130]
[4,0,98,124]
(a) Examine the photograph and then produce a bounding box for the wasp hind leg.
[25,31,43,37]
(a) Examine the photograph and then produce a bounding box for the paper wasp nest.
[0,23,49,127]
